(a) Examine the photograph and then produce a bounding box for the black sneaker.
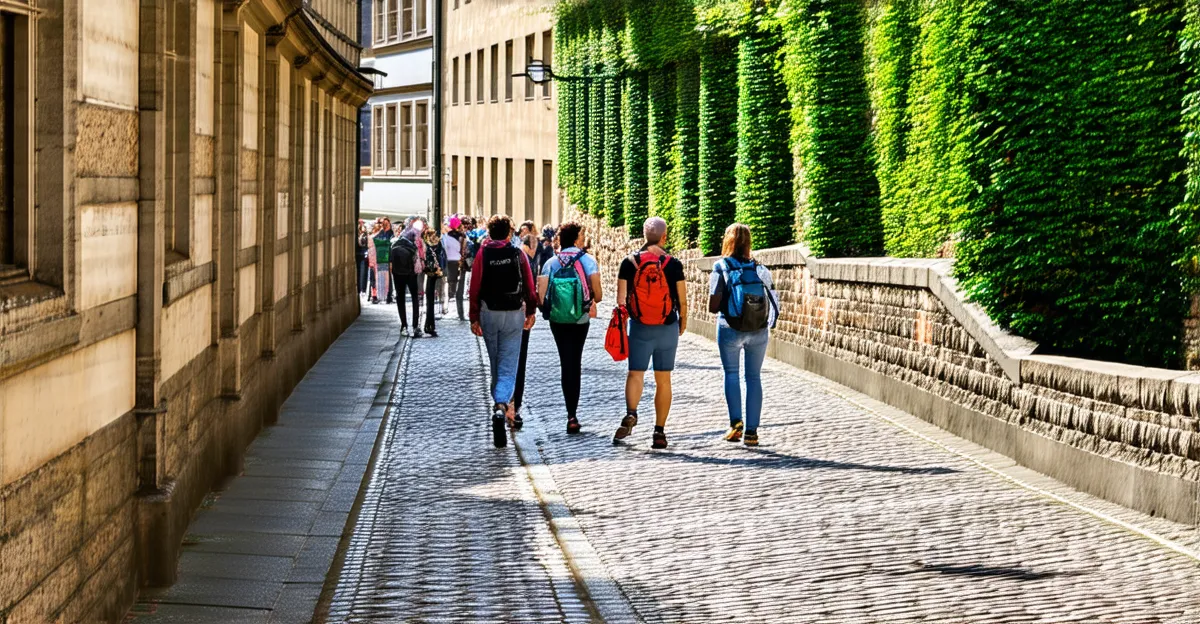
[567,416,581,435]
[424,327,438,338]
[651,430,668,450]
[492,404,507,448]
[414,328,424,338]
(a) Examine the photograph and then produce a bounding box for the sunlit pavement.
[324,308,1200,624]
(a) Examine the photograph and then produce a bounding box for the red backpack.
[628,251,675,325]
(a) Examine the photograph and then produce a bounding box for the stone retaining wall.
[572,208,1200,525]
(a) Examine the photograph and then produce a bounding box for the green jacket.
[373,236,392,264]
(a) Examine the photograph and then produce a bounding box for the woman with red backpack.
[708,224,778,447]
[612,217,688,449]
[536,222,603,434]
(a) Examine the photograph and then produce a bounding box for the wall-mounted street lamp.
[515,59,621,84]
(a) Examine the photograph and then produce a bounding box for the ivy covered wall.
[554,0,1200,367]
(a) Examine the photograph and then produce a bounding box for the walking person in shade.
[442,217,468,321]
[422,227,446,338]
[612,217,688,449]
[469,215,539,448]
[537,222,603,434]
[356,220,370,297]
[373,218,395,305]
[391,227,423,337]
[709,224,778,447]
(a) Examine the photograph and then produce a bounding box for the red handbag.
[605,306,629,362]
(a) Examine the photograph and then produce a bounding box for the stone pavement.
[325,310,1200,623]
[126,302,403,623]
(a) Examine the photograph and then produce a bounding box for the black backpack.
[390,238,418,276]
[479,245,524,311]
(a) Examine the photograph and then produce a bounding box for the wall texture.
[0,0,372,621]
[573,208,1200,527]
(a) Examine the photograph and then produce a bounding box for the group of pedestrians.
[465,214,778,452]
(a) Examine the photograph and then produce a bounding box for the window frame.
[504,40,513,103]
[475,48,484,105]
[542,30,553,99]
[400,101,413,173]
[524,34,536,101]
[0,7,32,277]
[451,56,459,105]
[385,102,397,173]
[415,101,428,173]
[463,53,471,106]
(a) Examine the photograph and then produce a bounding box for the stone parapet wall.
[571,207,1200,525]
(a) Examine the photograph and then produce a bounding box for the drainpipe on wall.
[432,0,444,227]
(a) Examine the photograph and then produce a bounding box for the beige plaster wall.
[194,194,214,266]
[241,195,257,249]
[81,0,139,108]
[443,0,558,224]
[161,285,213,381]
[238,265,257,326]
[275,253,289,302]
[196,0,216,136]
[243,27,260,151]
[0,331,136,486]
[79,203,137,310]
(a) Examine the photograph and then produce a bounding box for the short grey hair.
[643,217,667,244]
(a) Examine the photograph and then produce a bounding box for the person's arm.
[537,275,549,305]
[616,257,631,310]
[519,254,538,329]
[469,246,484,327]
[708,265,724,314]
[676,279,689,335]
[589,274,603,304]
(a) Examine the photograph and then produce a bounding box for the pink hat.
[449,216,462,230]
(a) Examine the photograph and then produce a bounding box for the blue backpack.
[719,258,774,332]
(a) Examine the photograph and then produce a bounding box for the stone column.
[260,42,279,358]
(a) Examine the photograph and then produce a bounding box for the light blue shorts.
[628,319,679,372]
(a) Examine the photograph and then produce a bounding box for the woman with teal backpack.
[537,222,603,434]
[708,223,778,447]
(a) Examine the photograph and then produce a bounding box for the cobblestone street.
[324,310,1200,623]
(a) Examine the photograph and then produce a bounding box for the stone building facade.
[0,0,370,620]
[442,0,559,226]
[359,0,434,221]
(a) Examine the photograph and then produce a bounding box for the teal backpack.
[546,252,591,324]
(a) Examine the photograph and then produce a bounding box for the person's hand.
[524,315,537,330]
[679,318,688,336]
[471,321,483,336]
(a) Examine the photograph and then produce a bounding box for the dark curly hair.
[487,215,514,241]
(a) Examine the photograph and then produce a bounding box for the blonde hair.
[721,223,753,260]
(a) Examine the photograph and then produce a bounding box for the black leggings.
[393,273,420,329]
[550,323,590,419]
[513,328,531,411]
[424,274,439,332]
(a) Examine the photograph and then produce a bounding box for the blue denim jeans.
[717,325,769,432]
[480,304,527,406]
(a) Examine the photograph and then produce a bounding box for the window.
[451,155,459,212]
[463,156,471,212]
[374,0,386,44]
[387,0,398,42]
[490,44,499,103]
[542,31,553,99]
[415,102,428,172]
[525,160,535,220]
[402,0,413,39]
[0,10,24,271]
[543,161,553,225]
[463,54,471,105]
[372,105,384,173]
[476,157,483,209]
[400,102,413,172]
[452,57,459,105]
[476,49,484,104]
[490,158,498,212]
[524,34,536,100]
[385,103,397,171]
[505,159,513,215]
[376,0,427,44]
[504,40,514,102]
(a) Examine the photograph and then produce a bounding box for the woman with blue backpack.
[537,222,603,434]
[708,223,778,447]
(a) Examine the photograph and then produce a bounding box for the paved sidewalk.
[127,302,403,623]
[328,310,1200,623]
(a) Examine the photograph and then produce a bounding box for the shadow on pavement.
[894,562,1088,582]
[650,447,961,475]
